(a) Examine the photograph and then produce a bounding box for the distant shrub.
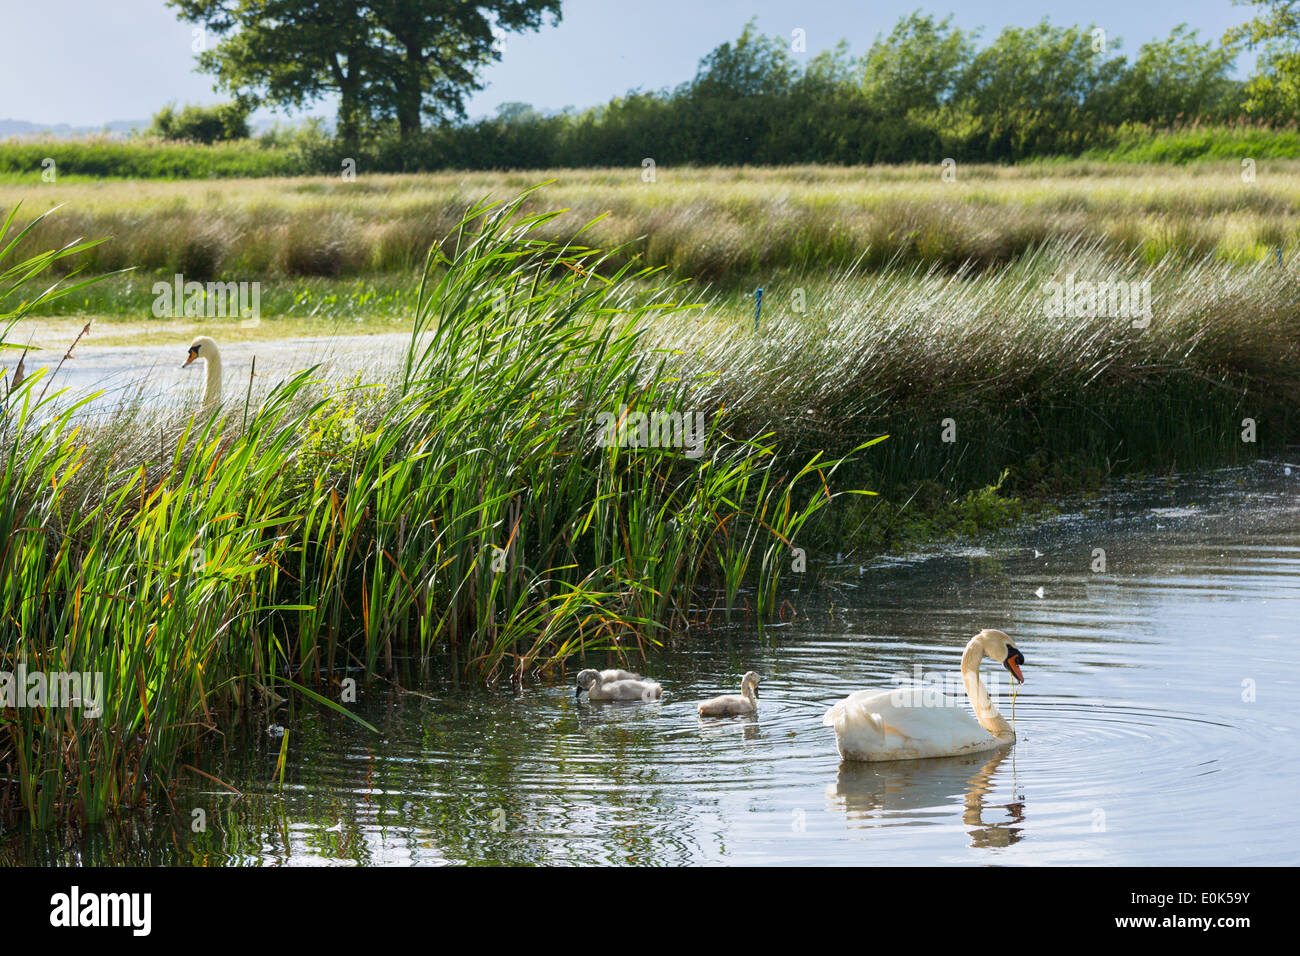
[147,102,252,144]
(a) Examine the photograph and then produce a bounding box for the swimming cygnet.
[598,668,640,682]
[575,668,663,701]
[697,671,761,717]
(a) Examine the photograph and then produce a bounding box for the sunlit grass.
[4,162,1300,290]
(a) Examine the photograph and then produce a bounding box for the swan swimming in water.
[697,671,761,717]
[574,668,662,701]
[182,335,222,405]
[570,669,640,696]
[823,629,1026,761]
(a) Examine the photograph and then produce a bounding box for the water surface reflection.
[5,465,1299,865]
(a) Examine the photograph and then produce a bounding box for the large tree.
[167,0,561,144]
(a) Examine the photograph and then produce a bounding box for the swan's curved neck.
[202,348,223,405]
[961,639,1014,741]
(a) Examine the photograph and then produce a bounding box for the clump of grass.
[0,193,868,827]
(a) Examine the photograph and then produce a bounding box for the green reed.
[0,193,866,826]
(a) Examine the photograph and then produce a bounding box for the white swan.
[575,668,663,702]
[697,671,760,717]
[182,335,222,405]
[823,629,1025,761]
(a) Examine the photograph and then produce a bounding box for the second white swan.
[182,335,222,406]
[823,629,1026,761]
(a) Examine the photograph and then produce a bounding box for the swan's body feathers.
[823,688,1005,761]
[574,669,662,701]
[696,671,760,718]
[599,669,640,682]
[592,678,662,701]
[697,693,756,717]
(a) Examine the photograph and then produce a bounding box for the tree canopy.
[167,0,561,143]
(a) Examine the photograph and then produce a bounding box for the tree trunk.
[396,40,424,139]
[330,52,363,150]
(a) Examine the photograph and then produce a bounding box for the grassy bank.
[1083,122,1300,163]
[4,162,1300,298]
[672,239,1299,501]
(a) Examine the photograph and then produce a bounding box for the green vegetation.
[12,12,1300,178]
[6,162,1300,293]
[146,101,252,144]
[0,137,299,180]
[1081,121,1300,162]
[0,194,867,825]
[1226,0,1300,119]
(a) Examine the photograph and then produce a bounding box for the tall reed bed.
[0,194,866,826]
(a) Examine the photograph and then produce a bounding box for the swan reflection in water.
[825,748,1024,848]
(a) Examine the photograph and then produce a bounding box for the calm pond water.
[14,332,409,416]
[7,464,1300,866]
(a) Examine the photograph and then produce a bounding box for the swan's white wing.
[823,689,892,730]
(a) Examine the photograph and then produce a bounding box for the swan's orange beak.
[1005,648,1025,684]
[183,346,199,367]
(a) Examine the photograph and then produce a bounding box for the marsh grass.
[0,193,866,826]
[3,180,1298,828]
[673,238,1300,502]
[6,163,1300,294]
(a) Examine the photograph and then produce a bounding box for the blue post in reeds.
[754,287,764,331]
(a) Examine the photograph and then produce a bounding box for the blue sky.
[2,0,1258,126]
